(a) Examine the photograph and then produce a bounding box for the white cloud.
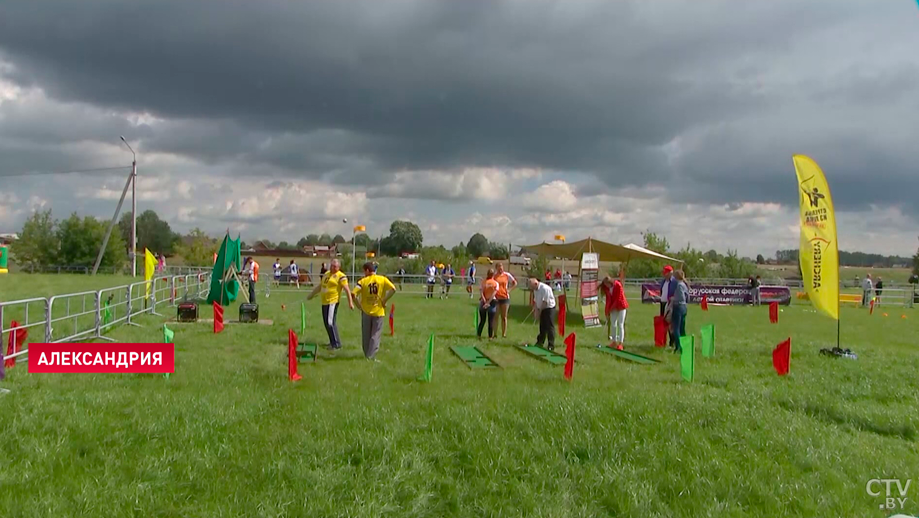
[366,167,539,201]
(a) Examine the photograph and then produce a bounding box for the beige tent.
[521,237,681,265]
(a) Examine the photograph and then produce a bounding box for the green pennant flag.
[418,334,434,382]
[103,300,113,326]
[163,325,174,379]
[680,335,695,383]
[474,304,479,332]
[701,324,715,358]
[300,302,306,337]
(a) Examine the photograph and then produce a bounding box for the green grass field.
[2,274,919,517]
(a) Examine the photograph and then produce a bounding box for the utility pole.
[122,136,137,277]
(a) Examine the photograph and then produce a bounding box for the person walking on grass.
[289,259,300,289]
[306,258,354,352]
[601,268,629,350]
[875,276,883,306]
[352,262,396,360]
[441,263,455,299]
[273,258,282,286]
[477,269,499,340]
[670,270,689,354]
[425,260,437,299]
[467,260,477,299]
[494,262,517,338]
[395,265,406,291]
[527,277,557,351]
[862,274,874,307]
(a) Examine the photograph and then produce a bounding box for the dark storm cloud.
[0,0,917,213]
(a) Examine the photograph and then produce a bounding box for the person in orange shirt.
[494,262,517,338]
[243,257,260,303]
[477,269,499,340]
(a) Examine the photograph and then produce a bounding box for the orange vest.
[252,261,259,282]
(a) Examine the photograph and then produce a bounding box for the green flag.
[103,300,112,326]
[418,333,434,382]
[163,325,174,379]
[474,304,479,332]
[300,302,306,337]
[680,335,694,382]
[701,324,715,358]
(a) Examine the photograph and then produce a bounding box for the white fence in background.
[1,273,211,366]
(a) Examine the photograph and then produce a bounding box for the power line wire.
[0,165,131,178]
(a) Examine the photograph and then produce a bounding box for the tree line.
[775,249,914,268]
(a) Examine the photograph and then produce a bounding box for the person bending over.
[528,277,557,351]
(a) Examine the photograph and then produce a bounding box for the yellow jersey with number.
[352,274,395,317]
[320,270,349,305]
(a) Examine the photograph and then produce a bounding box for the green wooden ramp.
[450,346,501,369]
[296,343,318,362]
[515,344,568,365]
[594,346,660,364]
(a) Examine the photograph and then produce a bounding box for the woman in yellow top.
[352,262,396,360]
[307,259,354,351]
[477,269,499,340]
[493,262,517,338]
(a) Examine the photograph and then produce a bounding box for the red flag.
[288,329,302,382]
[4,321,27,369]
[389,303,395,336]
[213,302,224,334]
[700,295,709,311]
[558,295,567,337]
[653,316,668,347]
[869,299,874,315]
[564,333,576,381]
[769,302,779,324]
[772,338,790,376]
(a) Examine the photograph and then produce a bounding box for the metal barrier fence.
[1,272,211,366]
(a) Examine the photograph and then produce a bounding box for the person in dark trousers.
[242,257,259,304]
[670,270,689,353]
[528,277,557,350]
[659,265,675,347]
[477,269,499,340]
[307,258,354,352]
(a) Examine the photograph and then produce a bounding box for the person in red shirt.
[601,267,629,350]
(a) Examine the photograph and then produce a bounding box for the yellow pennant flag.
[144,248,157,298]
[793,155,839,321]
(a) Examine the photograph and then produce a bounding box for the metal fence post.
[44,297,52,343]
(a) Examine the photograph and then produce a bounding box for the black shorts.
[496,298,510,305]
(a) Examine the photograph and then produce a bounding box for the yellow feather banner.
[144,248,157,298]
[793,155,839,321]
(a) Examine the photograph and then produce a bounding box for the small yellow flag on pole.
[793,154,839,321]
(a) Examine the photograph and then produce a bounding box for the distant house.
[0,233,18,246]
[401,252,420,259]
[313,245,336,258]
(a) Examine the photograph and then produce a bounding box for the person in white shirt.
[861,274,873,307]
[425,261,437,299]
[528,277,557,351]
[273,258,282,286]
[289,260,300,289]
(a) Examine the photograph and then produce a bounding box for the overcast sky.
[0,0,917,257]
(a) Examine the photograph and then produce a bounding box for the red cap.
[662,265,673,275]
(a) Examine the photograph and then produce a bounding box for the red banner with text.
[28,343,175,374]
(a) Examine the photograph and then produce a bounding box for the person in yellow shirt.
[307,258,354,351]
[351,262,396,360]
